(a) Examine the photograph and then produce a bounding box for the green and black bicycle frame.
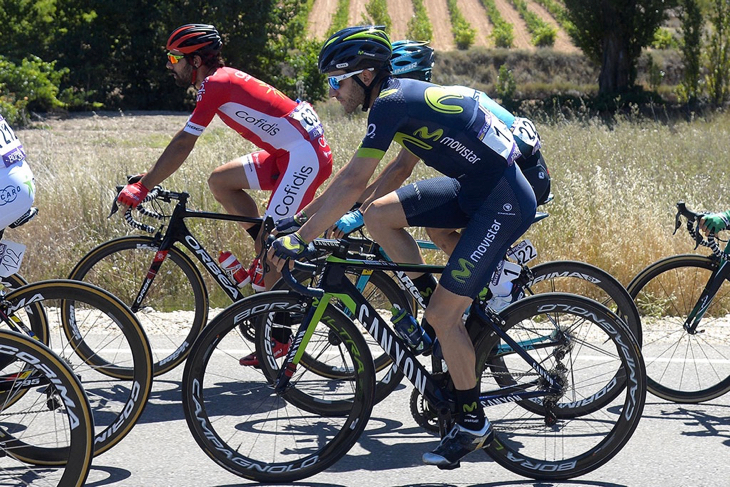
[275,248,566,430]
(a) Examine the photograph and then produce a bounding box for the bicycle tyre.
[0,329,94,486]
[4,280,153,456]
[182,291,375,483]
[269,268,407,407]
[68,235,208,376]
[526,260,642,344]
[478,293,646,480]
[627,254,730,403]
[488,260,642,416]
[1,273,49,341]
[0,274,50,409]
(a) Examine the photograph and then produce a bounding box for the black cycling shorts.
[396,163,537,297]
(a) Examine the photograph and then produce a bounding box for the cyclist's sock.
[455,385,485,431]
[246,222,262,241]
[421,317,436,342]
[413,273,438,306]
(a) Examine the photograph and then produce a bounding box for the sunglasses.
[327,68,374,90]
[167,52,185,64]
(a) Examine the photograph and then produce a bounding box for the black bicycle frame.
[129,195,264,312]
[685,256,730,333]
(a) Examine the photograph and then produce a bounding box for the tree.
[705,0,730,106]
[678,0,704,104]
[563,0,676,94]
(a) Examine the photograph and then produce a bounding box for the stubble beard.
[173,64,194,87]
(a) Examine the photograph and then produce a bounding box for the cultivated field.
[307,0,578,51]
[12,105,730,290]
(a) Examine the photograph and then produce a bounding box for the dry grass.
[11,105,730,288]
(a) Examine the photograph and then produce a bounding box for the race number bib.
[0,239,26,277]
[290,102,324,141]
[0,116,26,168]
[506,239,537,265]
[511,117,541,155]
[474,109,520,166]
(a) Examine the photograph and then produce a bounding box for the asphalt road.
[82,363,730,487]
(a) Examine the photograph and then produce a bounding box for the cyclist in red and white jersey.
[118,24,333,293]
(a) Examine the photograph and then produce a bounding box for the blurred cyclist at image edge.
[700,210,730,235]
[0,114,35,232]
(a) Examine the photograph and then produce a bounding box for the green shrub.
[447,0,476,50]
[533,25,557,47]
[0,55,68,126]
[492,25,515,48]
[363,0,392,32]
[652,27,678,50]
[406,0,434,41]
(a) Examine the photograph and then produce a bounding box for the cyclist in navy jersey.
[270,26,537,468]
[330,39,550,310]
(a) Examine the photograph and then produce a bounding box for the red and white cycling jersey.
[183,67,332,219]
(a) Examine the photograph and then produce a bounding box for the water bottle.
[218,251,251,287]
[390,306,432,354]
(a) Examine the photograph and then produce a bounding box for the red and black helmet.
[166,24,222,56]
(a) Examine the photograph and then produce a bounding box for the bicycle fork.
[273,296,327,394]
[685,259,730,334]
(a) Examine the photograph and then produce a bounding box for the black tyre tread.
[4,280,153,456]
[479,293,646,480]
[0,329,93,486]
[182,291,374,483]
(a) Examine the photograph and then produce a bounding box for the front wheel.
[478,293,646,480]
[4,280,153,457]
[68,236,208,376]
[627,254,730,403]
[182,291,375,484]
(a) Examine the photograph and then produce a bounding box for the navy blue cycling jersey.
[356,77,520,182]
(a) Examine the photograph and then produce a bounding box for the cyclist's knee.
[362,203,386,235]
[424,288,471,332]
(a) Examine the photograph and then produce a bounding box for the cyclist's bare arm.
[358,148,419,211]
[325,149,419,239]
[140,130,198,189]
[296,155,380,243]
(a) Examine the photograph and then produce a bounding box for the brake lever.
[673,208,682,235]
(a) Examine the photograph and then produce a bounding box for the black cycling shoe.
[422,423,493,469]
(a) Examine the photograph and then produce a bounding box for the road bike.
[0,329,94,487]
[180,243,647,483]
[69,185,641,400]
[627,201,730,403]
[1,215,153,457]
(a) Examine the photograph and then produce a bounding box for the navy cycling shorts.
[396,163,537,298]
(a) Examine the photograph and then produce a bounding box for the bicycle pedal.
[437,461,461,470]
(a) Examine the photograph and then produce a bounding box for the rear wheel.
[478,293,646,480]
[68,236,208,376]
